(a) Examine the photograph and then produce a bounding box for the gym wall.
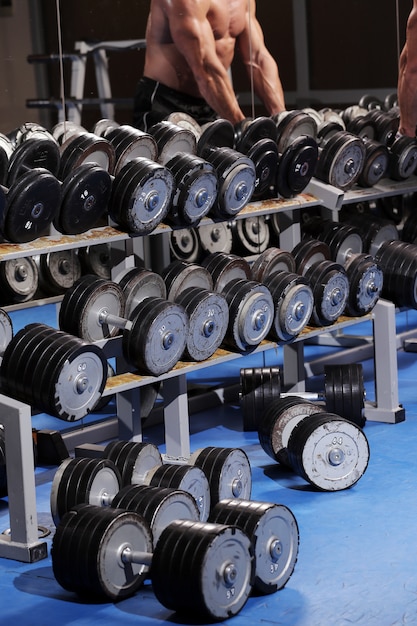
[0,0,410,132]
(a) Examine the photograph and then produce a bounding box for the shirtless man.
[133,0,286,130]
[398,0,417,137]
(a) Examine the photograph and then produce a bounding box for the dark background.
[24,0,411,128]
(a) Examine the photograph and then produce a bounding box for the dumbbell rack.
[0,174,416,562]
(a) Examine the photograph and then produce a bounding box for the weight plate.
[151,519,253,620]
[203,147,256,216]
[37,250,82,295]
[276,135,318,198]
[197,118,235,156]
[316,131,365,190]
[52,505,153,600]
[251,247,296,282]
[4,168,61,243]
[91,118,120,138]
[7,137,60,186]
[324,363,366,428]
[291,239,331,275]
[286,412,370,491]
[389,136,417,180]
[52,342,108,421]
[161,259,213,302]
[124,297,188,375]
[215,160,256,216]
[105,125,158,175]
[103,440,163,487]
[321,222,363,266]
[111,157,174,234]
[111,484,200,544]
[346,115,376,141]
[57,163,112,234]
[51,121,85,145]
[257,396,325,467]
[367,110,399,146]
[175,286,229,361]
[166,112,202,140]
[149,120,197,164]
[95,507,153,599]
[50,456,121,525]
[78,244,111,279]
[59,132,116,179]
[3,323,54,402]
[116,266,166,318]
[240,366,281,432]
[319,108,346,130]
[306,260,349,326]
[61,277,125,341]
[344,253,383,316]
[169,227,202,262]
[274,110,317,153]
[189,446,252,505]
[209,498,299,594]
[0,308,12,357]
[357,139,389,187]
[0,256,39,303]
[166,152,218,226]
[146,463,211,522]
[246,138,278,200]
[222,279,274,351]
[201,251,252,293]
[265,271,314,341]
[235,116,278,153]
[198,221,233,255]
[231,215,270,255]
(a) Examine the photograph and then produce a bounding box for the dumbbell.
[78,243,111,279]
[374,239,417,309]
[291,239,350,326]
[59,273,188,376]
[240,364,366,431]
[202,252,274,352]
[315,129,366,190]
[234,116,279,200]
[0,256,39,304]
[196,118,257,217]
[340,211,399,258]
[33,249,82,296]
[74,440,252,518]
[51,455,202,535]
[251,247,314,342]
[54,123,176,236]
[99,120,218,228]
[300,221,384,316]
[208,498,299,594]
[103,440,211,521]
[3,127,113,237]
[52,504,254,620]
[257,395,370,491]
[161,259,229,361]
[0,322,108,421]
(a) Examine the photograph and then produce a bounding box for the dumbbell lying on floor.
[257,394,370,491]
[240,363,366,431]
[53,443,253,524]
[51,495,299,619]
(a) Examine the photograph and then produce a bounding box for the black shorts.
[132,76,217,130]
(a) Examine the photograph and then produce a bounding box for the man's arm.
[164,0,246,123]
[236,0,285,116]
[398,1,417,136]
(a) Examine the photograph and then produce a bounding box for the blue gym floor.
[2,304,417,626]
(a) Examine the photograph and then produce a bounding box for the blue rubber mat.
[1,305,417,625]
